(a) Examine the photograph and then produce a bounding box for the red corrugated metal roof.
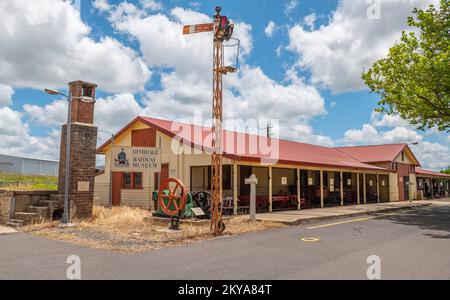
[336,144,420,165]
[415,167,450,178]
[97,116,388,172]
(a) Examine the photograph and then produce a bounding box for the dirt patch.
[21,206,284,253]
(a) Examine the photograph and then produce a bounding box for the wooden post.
[356,172,360,205]
[340,171,344,206]
[269,166,273,213]
[363,173,367,204]
[320,170,324,208]
[297,168,301,210]
[233,163,238,215]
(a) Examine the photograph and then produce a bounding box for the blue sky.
[0,0,449,170]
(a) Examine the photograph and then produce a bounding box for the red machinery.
[158,178,188,230]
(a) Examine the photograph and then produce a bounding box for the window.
[122,172,143,189]
[123,173,132,188]
[401,151,405,161]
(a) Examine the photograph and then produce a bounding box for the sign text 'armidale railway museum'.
[111,147,162,172]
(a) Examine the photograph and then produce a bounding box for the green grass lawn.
[0,172,58,191]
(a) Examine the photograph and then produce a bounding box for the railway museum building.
[94,116,450,213]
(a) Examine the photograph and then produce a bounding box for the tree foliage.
[441,166,450,175]
[362,0,450,132]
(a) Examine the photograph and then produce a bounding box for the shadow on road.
[378,205,450,239]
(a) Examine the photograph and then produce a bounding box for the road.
[1,203,449,280]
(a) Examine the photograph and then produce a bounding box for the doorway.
[403,176,410,201]
[112,172,123,206]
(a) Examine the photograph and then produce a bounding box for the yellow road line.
[307,212,400,229]
[301,237,320,242]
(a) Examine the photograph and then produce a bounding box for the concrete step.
[6,219,24,228]
[13,212,41,224]
[26,206,49,217]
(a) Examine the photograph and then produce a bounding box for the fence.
[0,180,57,190]
[0,181,21,188]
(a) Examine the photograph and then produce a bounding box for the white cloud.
[0,107,60,160]
[286,123,334,147]
[95,93,145,143]
[23,100,67,127]
[140,0,163,11]
[22,93,146,147]
[265,21,276,37]
[0,107,27,136]
[0,84,14,106]
[276,45,283,57]
[0,1,329,161]
[287,0,438,92]
[303,13,317,30]
[284,0,299,15]
[104,5,329,145]
[0,0,151,93]
[341,111,450,171]
[370,111,411,128]
[410,142,450,171]
[343,124,422,145]
[93,0,111,12]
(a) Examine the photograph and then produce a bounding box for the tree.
[362,0,450,132]
[441,166,450,175]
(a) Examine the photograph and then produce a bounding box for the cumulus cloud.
[370,111,412,128]
[341,111,450,171]
[410,142,450,171]
[284,0,299,15]
[303,13,317,30]
[0,0,151,93]
[343,124,422,145]
[0,107,60,160]
[95,93,145,143]
[287,0,438,93]
[23,100,67,127]
[139,0,163,11]
[92,0,111,12]
[265,21,276,37]
[105,4,330,145]
[0,84,14,106]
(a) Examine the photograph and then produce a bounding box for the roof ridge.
[335,143,406,149]
[142,116,339,150]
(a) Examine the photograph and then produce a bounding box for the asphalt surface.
[1,204,449,280]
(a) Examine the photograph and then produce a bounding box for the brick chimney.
[57,81,98,220]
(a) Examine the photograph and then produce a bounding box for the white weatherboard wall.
[95,121,232,209]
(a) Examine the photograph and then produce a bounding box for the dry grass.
[22,205,284,253]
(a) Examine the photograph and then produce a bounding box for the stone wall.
[0,191,13,224]
[13,191,58,212]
